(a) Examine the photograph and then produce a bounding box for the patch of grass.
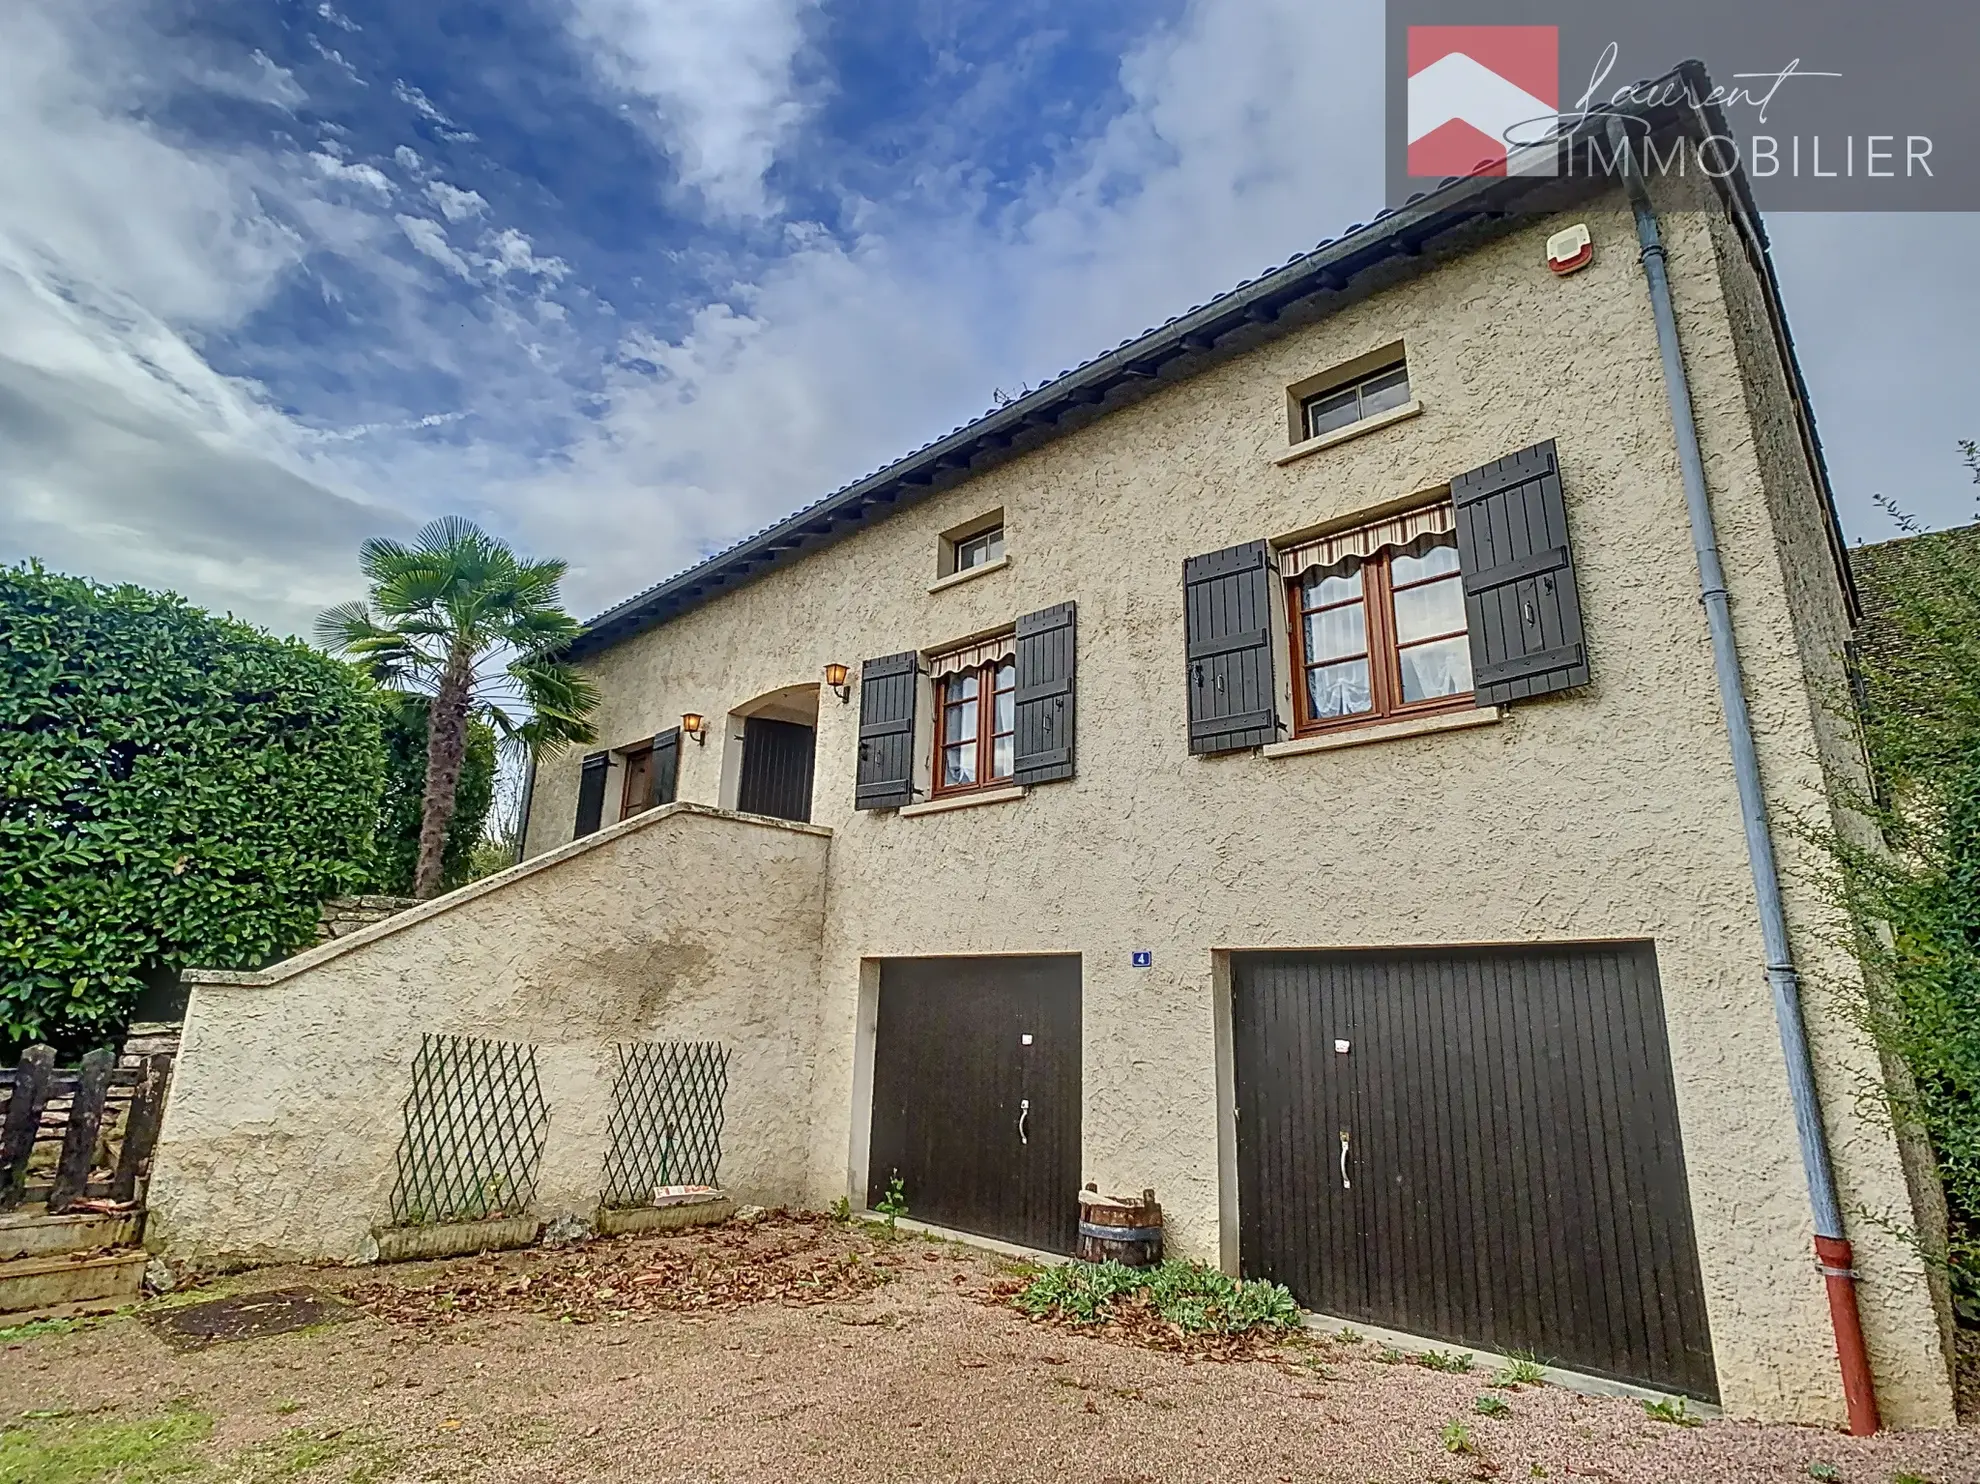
[233,1427,392,1481]
[0,1313,119,1344]
[0,1406,212,1482]
[1010,1259,1300,1336]
[1439,1420,1476,1455]
[1492,1354,1548,1388]
[1890,1473,1934,1484]
[1416,1349,1474,1373]
[1641,1396,1702,1427]
[1474,1395,1511,1418]
[273,1401,304,1418]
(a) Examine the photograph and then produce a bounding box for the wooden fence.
[0,1047,173,1214]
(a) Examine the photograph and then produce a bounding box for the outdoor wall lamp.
[823,662,852,704]
[681,712,707,745]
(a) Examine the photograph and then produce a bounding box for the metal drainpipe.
[1607,120,1879,1434]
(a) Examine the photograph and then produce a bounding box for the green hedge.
[0,565,384,1051]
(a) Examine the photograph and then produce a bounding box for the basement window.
[1301,360,1411,441]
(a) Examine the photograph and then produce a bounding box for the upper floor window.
[930,634,1017,794]
[1283,502,1472,733]
[1302,360,1411,442]
[954,525,1006,572]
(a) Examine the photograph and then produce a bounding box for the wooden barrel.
[1075,1185,1163,1266]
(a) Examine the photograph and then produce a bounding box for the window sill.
[1273,399,1424,467]
[1261,704,1504,758]
[899,784,1027,818]
[928,554,1009,593]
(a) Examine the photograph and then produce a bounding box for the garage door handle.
[1339,1130,1352,1189]
[1018,1099,1030,1145]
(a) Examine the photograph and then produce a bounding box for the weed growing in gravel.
[1474,1395,1511,1418]
[1890,1473,1934,1484]
[1012,1260,1299,1336]
[1492,1354,1548,1388]
[1641,1396,1702,1427]
[1417,1349,1474,1373]
[1805,1466,1840,1482]
[829,1196,852,1223]
[0,1405,212,1480]
[1440,1420,1476,1455]
[1335,1326,1361,1344]
[1376,1346,1409,1364]
[273,1400,303,1417]
[874,1174,909,1233]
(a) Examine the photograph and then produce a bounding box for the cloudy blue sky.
[3,0,1975,638]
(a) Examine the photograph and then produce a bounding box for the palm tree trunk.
[412,648,474,899]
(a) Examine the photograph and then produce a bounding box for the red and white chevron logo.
[1407,26,1559,178]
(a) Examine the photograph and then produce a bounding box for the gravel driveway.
[2,1214,1973,1483]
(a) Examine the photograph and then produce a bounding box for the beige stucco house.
[151,86,1955,1429]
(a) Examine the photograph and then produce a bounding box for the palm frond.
[313,600,382,654]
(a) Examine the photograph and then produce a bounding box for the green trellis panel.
[600,1041,729,1208]
[388,1034,549,1227]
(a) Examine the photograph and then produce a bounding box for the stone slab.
[0,1210,145,1262]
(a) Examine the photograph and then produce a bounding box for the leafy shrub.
[1836,517,1980,1310]
[1012,1259,1300,1336]
[0,565,383,1050]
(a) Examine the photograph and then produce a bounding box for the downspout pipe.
[1608,119,1879,1435]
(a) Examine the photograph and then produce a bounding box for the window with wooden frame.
[1282,502,1473,734]
[930,634,1017,795]
[619,745,653,821]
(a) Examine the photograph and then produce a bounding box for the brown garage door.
[1233,942,1717,1400]
[867,956,1081,1253]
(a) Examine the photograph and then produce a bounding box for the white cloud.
[484,227,568,281]
[394,214,474,279]
[311,150,394,198]
[426,180,488,221]
[560,0,819,217]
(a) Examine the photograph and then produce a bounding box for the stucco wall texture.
[153,176,1953,1427]
[149,805,829,1267]
[509,179,1953,1426]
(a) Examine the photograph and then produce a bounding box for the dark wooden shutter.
[1452,439,1590,705]
[1013,602,1076,786]
[855,651,919,810]
[1183,540,1279,754]
[648,728,681,807]
[574,751,609,836]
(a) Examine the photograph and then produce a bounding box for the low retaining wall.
[147,804,831,1268]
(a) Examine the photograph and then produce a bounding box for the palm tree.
[317,517,598,899]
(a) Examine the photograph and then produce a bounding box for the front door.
[1232,942,1717,1400]
[736,717,815,823]
[867,955,1081,1252]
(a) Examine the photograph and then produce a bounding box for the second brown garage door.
[1233,941,1717,1400]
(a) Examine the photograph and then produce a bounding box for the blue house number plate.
[1131,950,1153,968]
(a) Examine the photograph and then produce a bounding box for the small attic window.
[936,510,1007,584]
[1301,360,1410,441]
[955,526,1005,571]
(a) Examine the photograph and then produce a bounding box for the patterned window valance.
[927,632,1015,678]
[1276,502,1455,580]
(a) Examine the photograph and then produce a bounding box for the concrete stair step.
[0,1209,146,1262]
[0,1250,147,1315]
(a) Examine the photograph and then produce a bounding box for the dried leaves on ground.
[340,1211,893,1327]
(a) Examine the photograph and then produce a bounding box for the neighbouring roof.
[569,63,1848,661]
[1849,522,1980,663]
